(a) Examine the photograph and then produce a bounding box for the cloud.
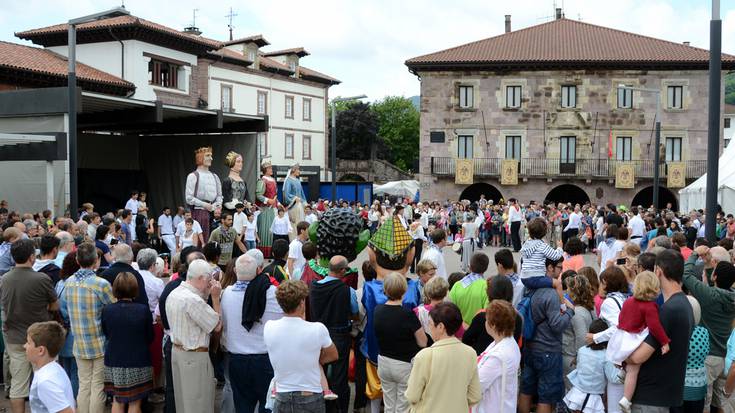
[1,0,734,101]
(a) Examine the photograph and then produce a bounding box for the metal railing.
[430,157,707,180]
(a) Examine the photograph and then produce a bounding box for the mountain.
[409,95,420,110]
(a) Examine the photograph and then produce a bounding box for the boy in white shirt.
[25,321,75,413]
[233,203,248,236]
[244,212,259,251]
[287,222,310,280]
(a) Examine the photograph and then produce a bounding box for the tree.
[371,96,420,172]
[726,72,735,105]
[330,102,390,163]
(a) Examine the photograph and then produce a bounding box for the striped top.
[520,239,563,279]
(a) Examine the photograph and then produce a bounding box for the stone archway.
[338,173,366,182]
[631,186,678,210]
[459,183,504,203]
[544,184,591,205]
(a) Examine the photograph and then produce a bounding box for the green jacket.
[684,253,735,357]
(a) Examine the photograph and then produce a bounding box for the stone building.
[406,12,735,209]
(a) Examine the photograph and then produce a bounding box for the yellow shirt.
[405,337,481,413]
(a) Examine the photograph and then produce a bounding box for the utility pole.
[706,0,722,242]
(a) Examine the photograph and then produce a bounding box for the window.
[726,118,731,128]
[457,135,473,159]
[221,85,232,112]
[148,59,180,89]
[285,96,294,119]
[288,61,297,72]
[617,87,633,108]
[302,135,312,160]
[560,136,576,162]
[257,91,268,115]
[561,85,576,108]
[248,50,257,62]
[506,86,521,108]
[285,134,294,159]
[666,137,682,162]
[303,98,312,121]
[458,85,474,109]
[667,85,683,109]
[505,136,522,160]
[258,132,268,158]
[616,136,632,161]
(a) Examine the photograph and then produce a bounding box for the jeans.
[221,352,235,413]
[520,350,564,405]
[229,353,273,413]
[324,332,351,413]
[59,356,79,398]
[410,239,423,273]
[511,221,521,251]
[246,240,257,250]
[274,392,324,413]
[163,335,176,413]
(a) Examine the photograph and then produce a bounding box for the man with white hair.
[100,243,148,306]
[53,231,75,268]
[166,259,222,413]
[245,248,265,273]
[137,248,164,318]
[221,254,282,412]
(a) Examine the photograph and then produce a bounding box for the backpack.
[516,290,537,340]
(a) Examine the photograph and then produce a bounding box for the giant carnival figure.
[185,146,222,242]
[255,158,278,257]
[222,151,250,215]
[282,163,307,226]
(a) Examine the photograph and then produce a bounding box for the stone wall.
[337,158,414,183]
[417,68,725,205]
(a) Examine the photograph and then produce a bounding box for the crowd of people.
[2,190,735,413]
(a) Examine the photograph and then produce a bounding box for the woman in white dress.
[178,218,198,250]
[461,213,478,272]
[475,300,521,413]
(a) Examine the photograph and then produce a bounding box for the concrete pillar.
[46,161,55,212]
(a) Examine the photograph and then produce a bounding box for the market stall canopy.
[373,180,420,198]
[679,142,735,213]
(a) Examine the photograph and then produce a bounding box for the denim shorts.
[520,349,564,405]
[274,391,324,413]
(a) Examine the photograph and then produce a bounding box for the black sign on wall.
[430,131,445,143]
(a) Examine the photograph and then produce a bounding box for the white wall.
[208,65,327,170]
[49,40,198,101]
[726,114,735,147]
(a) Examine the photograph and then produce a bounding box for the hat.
[369,216,413,259]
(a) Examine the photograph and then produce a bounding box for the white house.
[725,104,735,147]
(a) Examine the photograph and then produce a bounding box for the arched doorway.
[631,186,678,210]
[459,183,503,203]
[339,173,366,182]
[545,184,591,205]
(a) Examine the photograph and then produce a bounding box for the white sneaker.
[619,397,632,413]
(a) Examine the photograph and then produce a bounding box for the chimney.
[555,8,563,19]
[183,25,201,36]
[505,15,511,33]
[683,41,691,46]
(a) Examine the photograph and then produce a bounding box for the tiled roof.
[16,15,222,50]
[299,66,340,85]
[259,55,294,73]
[725,104,735,115]
[406,18,735,70]
[223,34,270,47]
[263,47,310,58]
[0,41,134,93]
[207,48,253,66]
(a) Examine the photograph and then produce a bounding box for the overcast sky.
[2,0,735,102]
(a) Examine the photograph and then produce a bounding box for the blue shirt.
[317,276,358,315]
[55,279,75,358]
[361,278,421,363]
[569,346,607,394]
[724,329,735,374]
[53,250,68,269]
[0,242,14,276]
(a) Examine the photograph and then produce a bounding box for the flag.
[608,129,613,159]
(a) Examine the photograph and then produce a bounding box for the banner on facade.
[667,162,686,188]
[455,159,474,185]
[500,160,518,186]
[615,163,635,189]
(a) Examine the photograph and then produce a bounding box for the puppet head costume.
[224,151,242,169]
[195,146,213,167]
[300,207,370,290]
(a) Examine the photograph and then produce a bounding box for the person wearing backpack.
[518,256,574,413]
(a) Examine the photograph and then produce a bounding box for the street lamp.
[618,84,661,209]
[706,0,722,242]
[68,7,130,219]
[330,94,367,201]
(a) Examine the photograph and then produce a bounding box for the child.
[233,203,248,237]
[270,206,292,245]
[244,211,259,251]
[607,271,670,413]
[447,271,465,291]
[520,218,563,289]
[563,319,609,413]
[26,321,75,413]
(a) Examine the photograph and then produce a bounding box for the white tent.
[373,180,420,198]
[679,142,735,212]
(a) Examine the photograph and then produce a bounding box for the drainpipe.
[108,28,124,79]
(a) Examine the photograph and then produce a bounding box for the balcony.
[430,157,707,180]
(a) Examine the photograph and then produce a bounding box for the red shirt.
[617,297,670,346]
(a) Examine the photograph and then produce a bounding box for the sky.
[2,0,735,102]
